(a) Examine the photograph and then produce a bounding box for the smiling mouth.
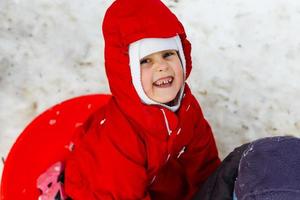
[153,76,174,88]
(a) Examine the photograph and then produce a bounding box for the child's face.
[140,50,184,104]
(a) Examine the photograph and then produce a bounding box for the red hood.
[102,0,193,136]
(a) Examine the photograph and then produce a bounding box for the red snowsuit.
[64,0,220,199]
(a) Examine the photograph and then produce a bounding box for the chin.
[155,95,177,104]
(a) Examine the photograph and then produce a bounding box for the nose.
[154,59,169,72]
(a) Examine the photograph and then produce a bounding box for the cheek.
[173,62,184,83]
[141,68,153,91]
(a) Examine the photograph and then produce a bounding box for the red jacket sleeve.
[180,98,221,199]
[64,116,152,200]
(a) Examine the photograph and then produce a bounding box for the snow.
[49,119,56,125]
[1,0,300,181]
[100,118,106,125]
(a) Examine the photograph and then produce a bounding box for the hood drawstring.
[160,109,172,136]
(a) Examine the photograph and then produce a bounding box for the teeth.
[155,77,173,86]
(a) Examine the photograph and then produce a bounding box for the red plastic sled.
[0,94,111,200]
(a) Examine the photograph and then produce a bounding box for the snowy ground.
[1,0,300,181]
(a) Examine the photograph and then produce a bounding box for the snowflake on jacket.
[64,0,220,200]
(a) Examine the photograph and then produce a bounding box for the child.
[195,136,300,200]
[64,0,220,199]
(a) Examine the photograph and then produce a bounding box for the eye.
[140,58,150,65]
[163,51,175,58]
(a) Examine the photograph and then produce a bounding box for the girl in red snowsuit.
[65,0,220,199]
